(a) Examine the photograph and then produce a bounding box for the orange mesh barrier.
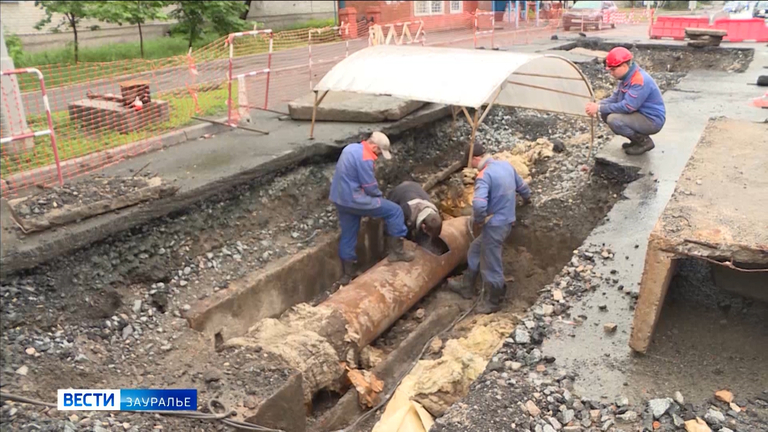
[1,9,642,197]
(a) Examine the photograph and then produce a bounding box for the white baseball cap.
[368,131,391,160]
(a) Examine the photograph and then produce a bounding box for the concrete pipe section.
[223,216,472,404]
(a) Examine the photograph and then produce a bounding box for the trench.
[185,150,626,432]
[0,40,754,432]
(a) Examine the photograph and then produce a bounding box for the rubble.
[715,389,734,403]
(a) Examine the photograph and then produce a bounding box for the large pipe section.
[319,216,472,349]
[224,217,472,403]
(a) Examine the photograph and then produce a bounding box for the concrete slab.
[0,104,450,276]
[569,46,609,59]
[288,92,425,122]
[629,117,768,353]
[540,49,598,64]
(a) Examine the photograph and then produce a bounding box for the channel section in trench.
[183,155,625,432]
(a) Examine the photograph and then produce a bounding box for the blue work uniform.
[599,63,666,139]
[468,157,532,289]
[329,141,407,262]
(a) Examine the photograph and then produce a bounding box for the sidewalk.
[0,103,450,276]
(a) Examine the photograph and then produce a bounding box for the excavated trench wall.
[188,219,387,341]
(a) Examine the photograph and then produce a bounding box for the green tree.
[34,1,99,63]
[169,1,249,49]
[93,1,170,58]
[3,31,24,65]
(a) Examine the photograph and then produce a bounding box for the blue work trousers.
[601,112,662,139]
[336,201,408,262]
[467,223,513,289]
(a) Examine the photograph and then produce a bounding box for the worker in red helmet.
[585,47,666,155]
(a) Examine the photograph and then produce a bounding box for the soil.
[564,40,754,74]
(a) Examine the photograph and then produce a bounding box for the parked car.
[723,1,747,13]
[753,1,768,17]
[562,1,619,32]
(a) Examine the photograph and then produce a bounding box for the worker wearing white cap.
[329,131,414,285]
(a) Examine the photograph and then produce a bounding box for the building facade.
[0,1,336,52]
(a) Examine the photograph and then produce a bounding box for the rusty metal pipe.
[318,216,472,349]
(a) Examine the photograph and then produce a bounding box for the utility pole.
[0,21,34,155]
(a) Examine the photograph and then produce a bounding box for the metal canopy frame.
[308,50,597,168]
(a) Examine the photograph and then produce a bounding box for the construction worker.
[449,143,532,314]
[387,181,443,244]
[330,131,415,286]
[585,46,666,156]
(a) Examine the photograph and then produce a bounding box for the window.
[414,1,445,16]
[450,1,462,13]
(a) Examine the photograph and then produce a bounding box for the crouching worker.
[388,181,443,246]
[585,47,666,156]
[330,131,415,286]
[448,143,532,314]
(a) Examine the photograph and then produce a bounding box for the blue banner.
[119,389,197,411]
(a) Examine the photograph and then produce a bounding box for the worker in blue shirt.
[585,47,666,156]
[448,143,532,314]
[329,131,415,285]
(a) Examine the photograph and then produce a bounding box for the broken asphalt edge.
[0,104,451,278]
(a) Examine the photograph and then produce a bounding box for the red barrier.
[651,16,768,42]
[713,18,768,42]
[650,16,709,40]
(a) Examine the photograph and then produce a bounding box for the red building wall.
[342,1,486,31]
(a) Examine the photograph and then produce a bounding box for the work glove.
[462,168,477,186]
[522,196,533,206]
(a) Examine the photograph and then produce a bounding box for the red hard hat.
[605,47,633,68]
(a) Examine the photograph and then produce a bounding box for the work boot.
[387,237,415,263]
[447,269,478,300]
[338,260,356,285]
[624,135,655,155]
[475,283,506,314]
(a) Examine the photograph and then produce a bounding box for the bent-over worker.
[387,181,443,244]
[585,47,666,156]
[329,131,415,286]
[448,143,532,314]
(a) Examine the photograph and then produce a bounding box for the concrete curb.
[4,119,230,197]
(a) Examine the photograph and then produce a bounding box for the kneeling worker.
[585,47,666,156]
[388,181,443,245]
[329,131,415,286]
[449,143,532,314]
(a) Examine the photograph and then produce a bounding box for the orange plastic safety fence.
[1,35,232,197]
[3,7,641,197]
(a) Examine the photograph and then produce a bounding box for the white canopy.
[312,44,594,116]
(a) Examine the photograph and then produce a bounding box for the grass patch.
[13,17,343,92]
[279,18,337,31]
[15,24,343,93]
[1,85,234,178]
[14,35,222,67]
